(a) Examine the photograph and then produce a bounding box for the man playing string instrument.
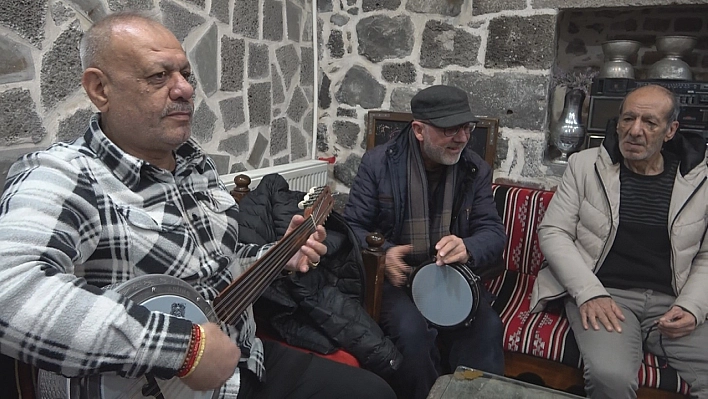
[0,11,394,399]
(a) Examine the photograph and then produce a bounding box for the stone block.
[534,0,708,8]
[191,23,218,97]
[356,15,414,63]
[337,108,357,118]
[274,155,289,165]
[183,0,205,9]
[472,0,524,15]
[208,153,230,175]
[51,2,76,25]
[287,1,302,42]
[290,126,308,160]
[317,0,333,12]
[40,21,82,110]
[521,137,546,178]
[69,0,107,21]
[317,123,329,152]
[160,0,205,42]
[610,18,638,32]
[423,74,436,85]
[264,0,284,41]
[270,117,288,154]
[57,108,93,142]
[486,15,555,69]
[675,17,703,32]
[330,14,350,26]
[276,44,300,90]
[234,0,259,39]
[333,153,361,187]
[304,109,313,134]
[300,47,314,86]
[219,131,250,157]
[210,0,230,24]
[333,120,359,149]
[382,62,416,83]
[565,38,587,56]
[247,133,268,167]
[420,20,480,69]
[248,43,270,79]
[272,65,286,105]
[405,0,461,16]
[248,82,272,127]
[287,86,309,123]
[0,37,34,84]
[362,0,401,11]
[219,96,245,131]
[319,73,332,109]
[0,146,44,194]
[0,0,47,48]
[192,101,217,143]
[230,162,247,173]
[643,17,671,32]
[335,65,386,109]
[347,8,359,15]
[109,0,153,11]
[221,36,245,92]
[389,87,418,112]
[327,30,345,58]
[0,89,46,145]
[444,71,550,130]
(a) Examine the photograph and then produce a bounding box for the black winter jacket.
[235,174,402,377]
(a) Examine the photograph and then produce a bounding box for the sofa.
[489,182,690,398]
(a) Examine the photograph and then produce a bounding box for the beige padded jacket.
[531,132,708,325]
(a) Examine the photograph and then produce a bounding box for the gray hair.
[79,10,162,71]
[618,84,680,124]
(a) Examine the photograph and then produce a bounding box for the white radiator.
[220,160,329,193]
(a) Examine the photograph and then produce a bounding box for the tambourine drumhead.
[411,263,476,328]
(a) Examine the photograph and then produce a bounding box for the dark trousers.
[237,339,396,399]
[379,281,505,399]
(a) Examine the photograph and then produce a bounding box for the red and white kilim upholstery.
[488,183,690,395]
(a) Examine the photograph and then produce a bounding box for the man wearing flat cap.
[344,85,506,399]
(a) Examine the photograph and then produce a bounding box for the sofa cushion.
[490,183,690,395]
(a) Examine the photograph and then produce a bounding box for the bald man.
[532,85,708,398]
[0,11,394,399]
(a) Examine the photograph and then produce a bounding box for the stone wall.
[317,0,708,191]
[0,0,315,189]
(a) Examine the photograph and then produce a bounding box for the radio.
[586,78,708,147]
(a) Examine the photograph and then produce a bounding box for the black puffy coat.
[235,174,401,377]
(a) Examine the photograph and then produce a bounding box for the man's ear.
[82,67,109,112]
[411,121,425,142]
[664,120,679,142]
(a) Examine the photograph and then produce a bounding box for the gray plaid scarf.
[401,129,456,267]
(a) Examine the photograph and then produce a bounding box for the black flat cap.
[410,85,478,128]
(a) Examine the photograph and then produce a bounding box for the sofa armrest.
[230,174,251,203]
[362,232,386,322]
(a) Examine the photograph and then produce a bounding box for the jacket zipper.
[592,164,614,273]
[668,176,706,294]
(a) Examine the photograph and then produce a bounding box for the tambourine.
[410,261,481,329]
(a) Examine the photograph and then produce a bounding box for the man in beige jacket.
[532,85,708,399]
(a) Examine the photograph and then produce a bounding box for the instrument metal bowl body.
[410,262,480,329]
[38,274,220,399]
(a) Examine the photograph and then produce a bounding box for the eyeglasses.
[421,121,476,137]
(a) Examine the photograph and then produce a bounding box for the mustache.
[162,102,194,117]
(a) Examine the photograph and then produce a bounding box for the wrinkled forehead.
[107,21,187,65]
[622,87,673,116]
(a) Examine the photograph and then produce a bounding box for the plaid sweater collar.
[84,113,208,189]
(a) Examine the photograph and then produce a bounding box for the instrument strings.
[214,187,332,325]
